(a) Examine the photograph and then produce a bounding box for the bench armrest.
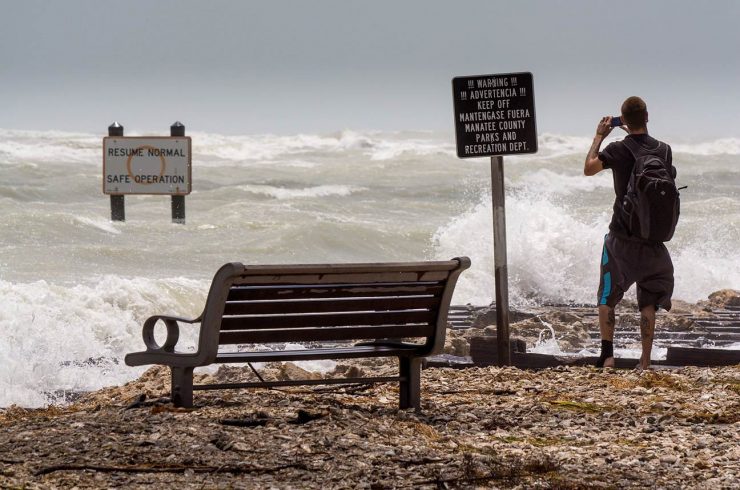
[142,315,201,353]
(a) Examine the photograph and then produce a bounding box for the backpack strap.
[624,138,676,181]
[622,137,668,161]
[622,136,641,159]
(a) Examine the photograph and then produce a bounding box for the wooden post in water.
[491,155,511,366]
[108,122,125,222]
[170,121,186,224]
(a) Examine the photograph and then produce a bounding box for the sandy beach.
[1,359,738,489]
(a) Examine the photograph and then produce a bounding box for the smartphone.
[610,116,622,127]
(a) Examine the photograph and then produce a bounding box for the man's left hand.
[596,116,613,138]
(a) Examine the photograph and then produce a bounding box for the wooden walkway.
[433,304,740,369]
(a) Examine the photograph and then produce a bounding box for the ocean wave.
[536,134,740,157]
[2,128,739,166]
[432,185,739,306]
[236,184,365,199]
[367,137,455,161]
[535,133,594,156]
[515,168,613,194]
[0,275,206,408]
[432,192,609,306]
[191,129,377,162]
[673,138,740,155]
[0,128,100,166]
[73,216,122,235]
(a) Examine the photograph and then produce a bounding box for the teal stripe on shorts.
[599,272,611,305]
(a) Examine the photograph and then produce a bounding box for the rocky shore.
[443,289,740,359]
[1,362,738,488]
[1,290,738,488]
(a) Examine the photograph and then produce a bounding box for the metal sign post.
[452,72,537,366]
[108,122,125,222]
[170,121,186,224]
[490,155,510,365]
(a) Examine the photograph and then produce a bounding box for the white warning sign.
[103,137,192,195]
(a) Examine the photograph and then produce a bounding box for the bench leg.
[399,357,421,411]
[170,367,194,408]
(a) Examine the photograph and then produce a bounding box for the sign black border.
[452,71,537,158]
[102,136,193,196]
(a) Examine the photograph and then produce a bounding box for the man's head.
[621,96,648,132]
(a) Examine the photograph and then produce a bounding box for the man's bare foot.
[636,358,651,370]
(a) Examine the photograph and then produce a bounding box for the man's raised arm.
[584,116,612,176]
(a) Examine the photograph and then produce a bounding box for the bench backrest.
[196,258,470,363]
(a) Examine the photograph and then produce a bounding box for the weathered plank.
[219,324,432,344]
[665,347,740,366]
[223,296,440,315]
[227,283,445,301]
[219,310,436,330]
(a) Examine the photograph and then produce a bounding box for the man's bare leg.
[597,305,616,367]
[639,305,656,370]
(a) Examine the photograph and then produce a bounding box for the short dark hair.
[621,96,647,130]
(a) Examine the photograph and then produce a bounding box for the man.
[583,96,675,369]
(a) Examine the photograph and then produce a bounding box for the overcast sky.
[1,0,738,139]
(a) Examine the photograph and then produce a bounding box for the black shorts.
[597,233,674,311]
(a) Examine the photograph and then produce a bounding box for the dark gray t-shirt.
[598,134,673,237]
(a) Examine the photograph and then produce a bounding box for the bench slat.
[214,344,421,363]
[195,376,404,391]
[223,296,441,315]
[238,261,461,275]
[219,324,433,344]
[233,271,451,285]
[220,310,436,330]
[227,283,445,301]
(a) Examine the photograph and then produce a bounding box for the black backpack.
[620,138,680,242]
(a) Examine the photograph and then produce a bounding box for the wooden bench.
[125,257,470,410]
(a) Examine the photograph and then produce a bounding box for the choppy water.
[1,128,738,406]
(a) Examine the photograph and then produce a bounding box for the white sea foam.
[282,343,337,373]
[0,276,205,408]
[672,243,740,302]
[573,346,669,361]
[516,168,613,195]
[74,216,122,235]
[192,130,377,162]
[0,128,99,165]
[530,330,668,361]
[534,133,593,157]
[432,190,610,306]
[536,133,740,157]
[673,138,740,155]
[236,184,365,199]
[2,128,738,167]
[368,137,455,161]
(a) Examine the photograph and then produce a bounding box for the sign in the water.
[452,72,537,158]
[103,137,192,195]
